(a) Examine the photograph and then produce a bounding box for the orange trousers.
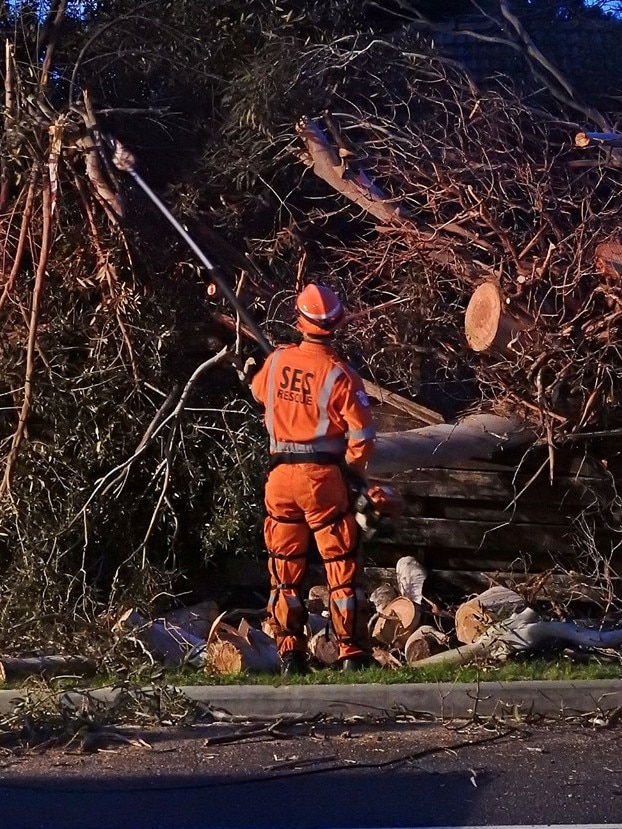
[263,462,369,661]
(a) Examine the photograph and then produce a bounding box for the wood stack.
[107,554,622,675]
[362,554,622,669]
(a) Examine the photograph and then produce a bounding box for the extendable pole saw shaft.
[110,139,274,357]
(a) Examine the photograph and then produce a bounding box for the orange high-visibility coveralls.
[251,340,376,660]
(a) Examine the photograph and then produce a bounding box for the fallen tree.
[3,0,622,667]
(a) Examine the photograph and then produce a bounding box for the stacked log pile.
[103,549,622,678]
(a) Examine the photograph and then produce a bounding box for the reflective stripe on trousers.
[263,463,370,660]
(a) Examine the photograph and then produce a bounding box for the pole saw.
[109,139,274,358]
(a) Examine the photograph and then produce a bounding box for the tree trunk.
[369,415,534,477]
[455,586,526,644]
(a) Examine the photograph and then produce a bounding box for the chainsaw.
[353,482,403,540]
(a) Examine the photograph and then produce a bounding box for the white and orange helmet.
[295,283,345,336]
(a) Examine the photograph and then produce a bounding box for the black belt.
[270,452,342,468]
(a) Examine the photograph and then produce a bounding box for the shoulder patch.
[356,390,371,407]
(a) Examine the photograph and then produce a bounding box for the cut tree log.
[396,556,427,605]
[454,585,526,644]
[368,414,535,476]
[464,282,536,354]
[0,655,97,682]
[114,609,207,668]
[307,585,330,614]
[404,626,449,665]
[308,628,340,666]
[206,615,281,674]
[370,596,420,648]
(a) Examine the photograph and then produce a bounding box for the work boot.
[341,653,375,672]
[280,651,308,676]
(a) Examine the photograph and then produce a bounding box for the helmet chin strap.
[302,332,333,343]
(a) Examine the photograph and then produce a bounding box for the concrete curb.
[1,680,621,719]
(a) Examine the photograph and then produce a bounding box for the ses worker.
[250,284,376,675]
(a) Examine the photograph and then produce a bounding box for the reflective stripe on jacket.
[251,341,376,469]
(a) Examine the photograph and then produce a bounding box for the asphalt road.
[1,717,621,828]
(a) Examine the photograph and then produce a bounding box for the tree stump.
[454,585,526,644]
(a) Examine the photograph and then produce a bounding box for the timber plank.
[388,516,575,555]
[435,503,572,525]
[374,467,607,507]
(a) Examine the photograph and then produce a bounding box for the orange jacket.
[251,340,376,470]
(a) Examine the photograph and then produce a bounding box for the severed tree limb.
[75,347,229,526]
[0,655,97,682]
[114,609,207,668]
[0,41,14,214]
[296,116,408,226]
[411,607,622,669]
[138,346,232,554]
[204,721,292,745]
[1,176,52,497]
[39,0,68,91]
[199,706,321,725]
[0,166,40,313]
